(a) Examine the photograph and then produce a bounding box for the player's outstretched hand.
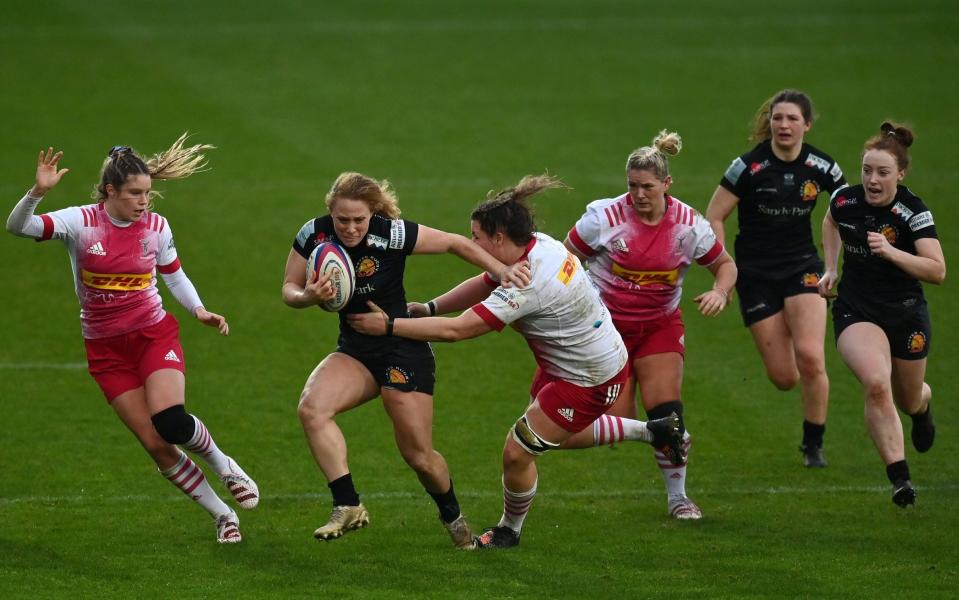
[33,147,70,197]
[346,301,389,336]
[407,302,430,317]
[195,307,230,335]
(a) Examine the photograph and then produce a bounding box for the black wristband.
[427,300,437,316]
[386,317,395,336]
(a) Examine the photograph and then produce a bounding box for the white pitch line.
[0,362,87,370]
[2,484,957,507]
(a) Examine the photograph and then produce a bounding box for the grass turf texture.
[1,1,957,597]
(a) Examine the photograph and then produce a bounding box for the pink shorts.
[613,309,686,361]
[84,313,186,402]
[530,363,630,433]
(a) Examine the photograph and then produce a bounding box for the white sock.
[592,414,652,446]
[655,431,691,500]
[497,478,537,534]
[181,415,231,475]
[161,451,231,518]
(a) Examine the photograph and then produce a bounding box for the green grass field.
[2,1,957,597]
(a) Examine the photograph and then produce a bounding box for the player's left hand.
[693,288,728,317]
[867,231,894,260]
[346,301,389,336]
[195,307,229,335]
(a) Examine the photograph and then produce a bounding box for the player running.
[5,138,258,543]
[348,175,685,549]
[818,122,944,507]
[706,90,846,468]
[282,172,531,549]
[564,130,737,520]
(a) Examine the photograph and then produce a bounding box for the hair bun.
[880,121,914,148]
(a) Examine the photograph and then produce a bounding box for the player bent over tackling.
[349,175,683,548]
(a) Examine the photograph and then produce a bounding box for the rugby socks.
[498,478,537,534]
[886,460,911,485]
[648,401,689,499]
[329,473,361,507]
[161,451,231,517]
[802,420,826,449]
[428,479,462,524]
[592,414,653,446]
[181,415,231,475]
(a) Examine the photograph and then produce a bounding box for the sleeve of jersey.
[36,206,84,243]
[470,286,535,332]
[388,219,419,255]
[719,156,749,196]
[293,219,317,258]
[155,219,180,273]
[692,214,724,266]
[567,206,603,257]
[825,157,846,190]
[828,185,849,222]
[907,201,938,240]
[160,268,204,314]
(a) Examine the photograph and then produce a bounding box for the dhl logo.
[612,262,679,286]
[81,269,152,291]
[556,252,578,285]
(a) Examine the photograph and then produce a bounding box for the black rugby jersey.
[293,214,420,355]
[830,184,938,311]
[720,140,846,278]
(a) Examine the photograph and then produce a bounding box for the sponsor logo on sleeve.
[749,160,770,176]
[389,220,406,249]
[366,234,388,249]
[890,202,913,221]
[834,194,857,208]
[167,237,176,250]
[805,153,831,173]
[724,157,747,184]
[829,162,843,182]
[908,211,934,232]
[492,288,522,310]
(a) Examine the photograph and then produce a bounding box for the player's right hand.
[33,147,69,196]
[817,270,838,299]
[302,271,335,305]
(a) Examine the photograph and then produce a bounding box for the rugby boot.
[314,503,370,540]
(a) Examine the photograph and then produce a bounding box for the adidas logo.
[557,407,574,422]
[164,350,181,363]
[86,241,106,256]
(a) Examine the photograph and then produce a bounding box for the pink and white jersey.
[471,232,627,386]
[567,194,724,322]
[37,203,179,339]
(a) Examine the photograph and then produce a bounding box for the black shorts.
[736,262,824,327]
[832,296,931,360]
[338,338,436,395]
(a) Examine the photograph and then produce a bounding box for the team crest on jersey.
[802,273,819,287]
[800,180,820,202]
[612,238,629,254]
[907,331,927,354]
[879,224,898,244]
[805,153,831,173]
[367,234,388,249]
[749,160,769,175]
[356,256,380,278]
[139,237,150,257]
[386,366,410,384]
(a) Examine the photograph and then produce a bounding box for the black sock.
[646,400,685,435]
[885,460,911,485]
[328,473,360,507]
[802,420,825,448]
[429,479,462,524]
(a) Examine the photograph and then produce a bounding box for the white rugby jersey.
[35,202,179,339]
[472,232,627,386]
[567,194,724,322]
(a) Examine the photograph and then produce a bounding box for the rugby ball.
[306,242,355,312]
